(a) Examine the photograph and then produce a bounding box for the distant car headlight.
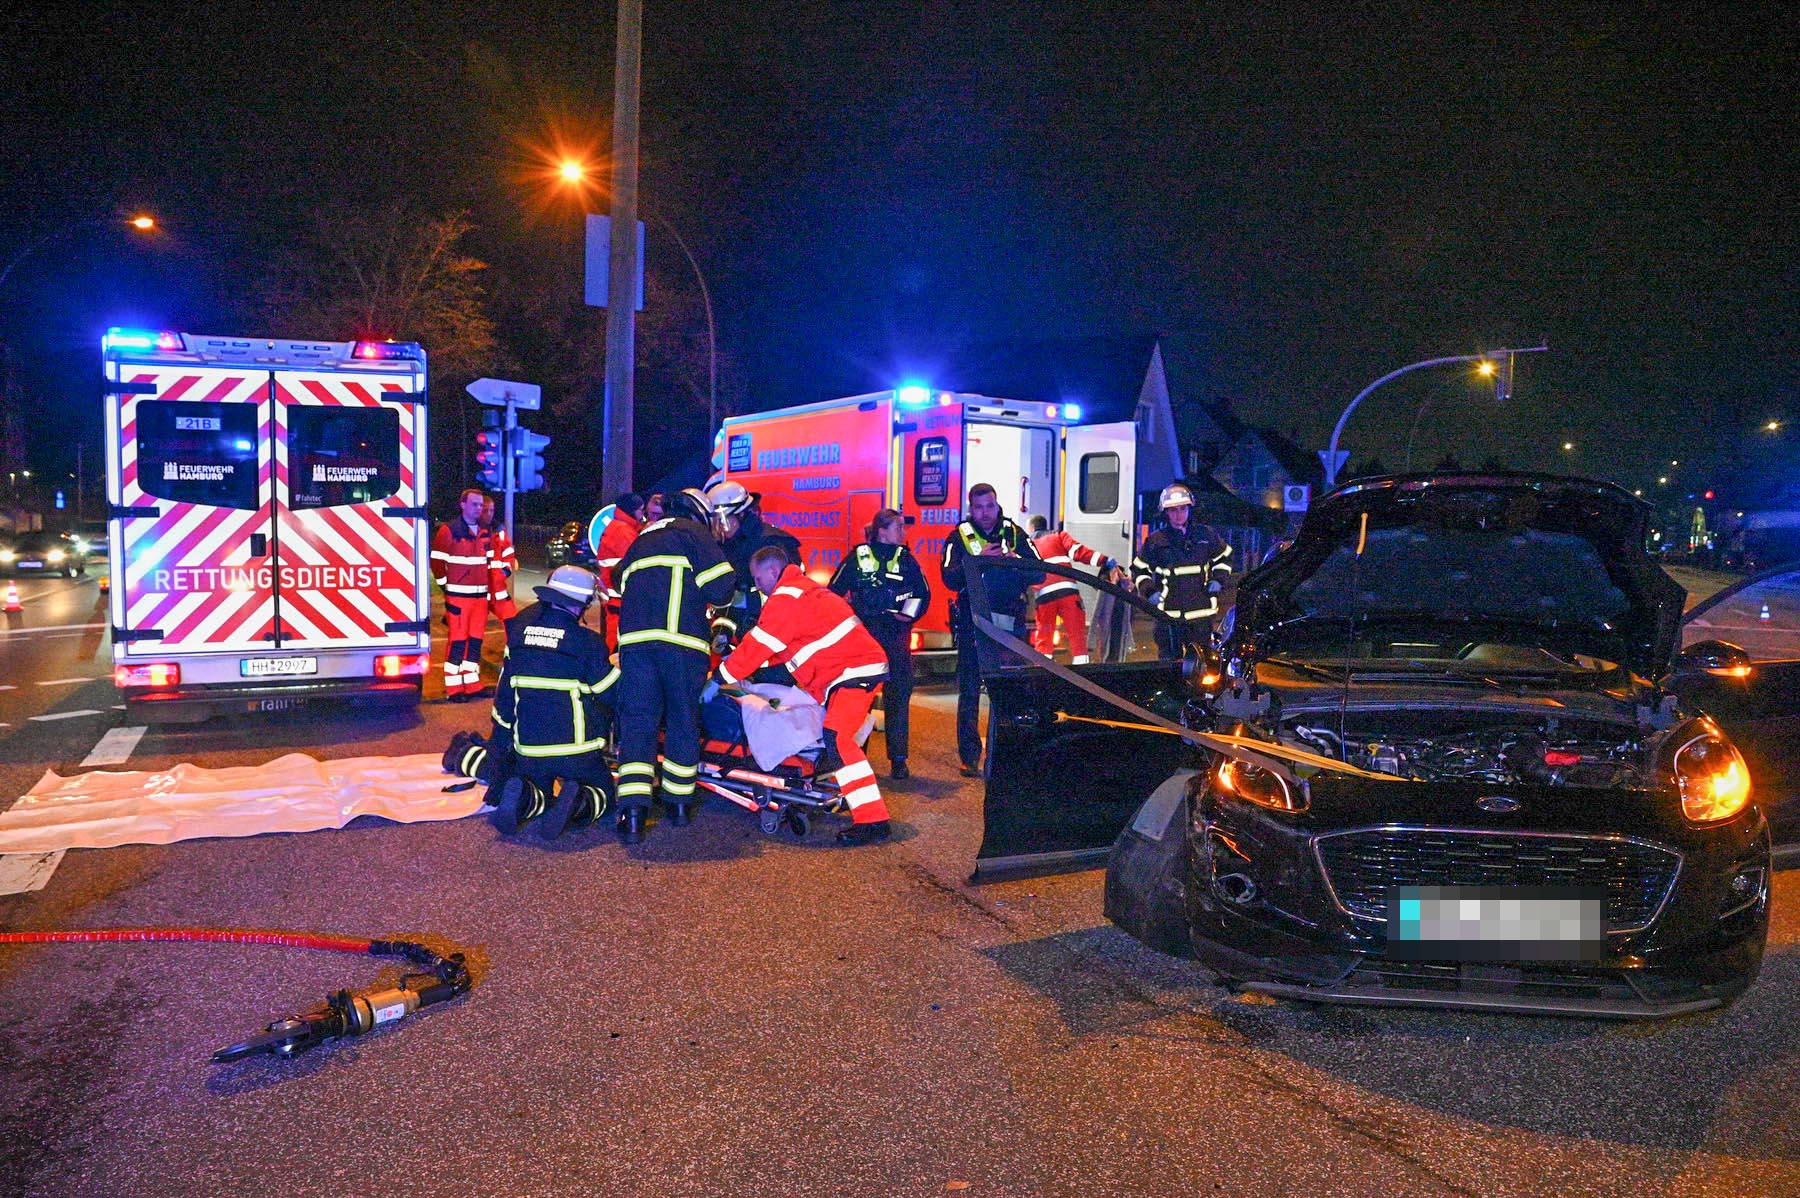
[46,549,65,563]
[1215,755,1305,813]
[70,538,87,553]
[0,550,14,563]
[1674,732,1752,824]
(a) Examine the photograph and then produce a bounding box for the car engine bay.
[1281,716,1649,788]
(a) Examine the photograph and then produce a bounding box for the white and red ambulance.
[718,387,1142,652]
[101,328,432,722]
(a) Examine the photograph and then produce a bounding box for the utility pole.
[601,0,644,495]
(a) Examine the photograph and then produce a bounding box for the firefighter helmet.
[1158,483,1195,511]
[533,565,599,609]
[666,487,713,524]
[705,479,756,520]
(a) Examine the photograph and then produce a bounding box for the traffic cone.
[4,582,21,612]
[98,573,110,593]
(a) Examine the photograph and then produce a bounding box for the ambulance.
[718,386,1141,652]
[101,329,433,722]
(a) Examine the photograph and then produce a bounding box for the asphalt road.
[2,566,1798,1197]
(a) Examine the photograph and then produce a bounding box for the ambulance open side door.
[1060,422,1136,574]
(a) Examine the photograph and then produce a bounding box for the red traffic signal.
[475,428,508,488]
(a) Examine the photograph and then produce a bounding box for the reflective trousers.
[442,595,489,696]
[616,644,708,811]
[824,684,889,824]
[1032,593,1088,662]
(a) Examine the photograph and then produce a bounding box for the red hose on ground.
[0,928,375,954]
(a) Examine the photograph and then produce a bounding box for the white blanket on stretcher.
[0,753,482,855]
[736,683,827,771]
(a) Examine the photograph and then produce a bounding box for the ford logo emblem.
[1476,795,1523,814]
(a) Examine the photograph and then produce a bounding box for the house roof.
[1245,425,1324,484]
[822,334,1162,425]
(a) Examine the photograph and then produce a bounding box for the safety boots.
[539,778,610,841]
[490,777,547,836]
[616,806,647,845]
[836,819,892,847]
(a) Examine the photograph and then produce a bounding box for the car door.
[1667,565,1800,853]
[965,552,1195,881]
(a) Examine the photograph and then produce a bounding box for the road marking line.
[0,622,106,638]
[0,685,14,692]
[29,710,102,722]
[36,678,95,687]
[81,725,147,767]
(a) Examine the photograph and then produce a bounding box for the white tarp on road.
[0,753,481,856]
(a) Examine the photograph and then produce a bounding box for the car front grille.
[1313,827,1682,933]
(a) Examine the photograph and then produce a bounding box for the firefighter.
[1026,514,1124,665]
[613,487,737,844]
[446,565,620,839]
[591,491,648,655]
[828,508,929,780]
[704,480,802,654]
[482,495,518,623]
[431,487,493,702]
[1131,483,1233,661]
[713,547,893,845]
[941,483,1044,778]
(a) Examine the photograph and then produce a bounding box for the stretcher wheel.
[785,810,810,838]
[758,808,782,835]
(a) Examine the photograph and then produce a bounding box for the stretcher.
[692,736,845,838]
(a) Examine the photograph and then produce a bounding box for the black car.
[544,520,596,571]
[967,473,1796,1018]
[0,529,89,577]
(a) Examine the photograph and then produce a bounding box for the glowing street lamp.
[558,161,586,184]
[129,215,156,230]
[1561,441,1575,451]
[1767,420,1782,432]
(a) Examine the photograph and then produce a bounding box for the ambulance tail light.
[374,653,430,679]
[909,630,923,652]
[115,662,180,689]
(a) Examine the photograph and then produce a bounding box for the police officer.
[829,508,929,780]
[941,483,1043,778]
[1131,483,1233,661]
[613,487,737,844]
[443,565,619,840]
[704,480,802,654]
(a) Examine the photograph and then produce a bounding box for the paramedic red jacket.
[431,517,490,604]
[716,565,888,701]
[1030,529,1111,601]
[594,508,643,602]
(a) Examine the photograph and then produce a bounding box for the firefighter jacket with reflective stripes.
[1029,529,1111,602]
[828,542,929,647]
[431,518,492,598]
[717,565,888,702]
[491,602,620,758]
[486,525,517,602]
[712,511,804,645]
[940,516,1043,627]
[615,516,736,654]
[594,509,643,602]
[1132,522,1233,621]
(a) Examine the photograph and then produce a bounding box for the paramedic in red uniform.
[431,487,492,702]
[482,495,518,623]
[1025,515,1123,665]
[592,491,648,654]
[712,546,893,845]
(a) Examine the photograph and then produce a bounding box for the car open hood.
[1233,474,1686,677]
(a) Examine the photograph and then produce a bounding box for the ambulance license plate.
[240,656,317,678]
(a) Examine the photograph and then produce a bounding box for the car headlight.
[46,549,64,563]
[1673,732,1752,824]
[1216,756,1305,813]
[0,550,13,563]
[70,538,87,553]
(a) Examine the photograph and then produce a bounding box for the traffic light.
[475,412,508,489]
[514,428,550,492]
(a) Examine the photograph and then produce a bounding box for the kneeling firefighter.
[710,546,894,845]
[444,565,620,839]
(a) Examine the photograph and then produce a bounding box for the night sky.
[2,1,1795,503]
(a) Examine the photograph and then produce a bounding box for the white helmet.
[705,479,755,520]
[534,564,599,609]
[1158,483,1195,511]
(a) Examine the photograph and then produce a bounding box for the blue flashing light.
[103,328,183,352]
[1062,403,1082,421]
[351,339,422,361]
[232,439,254,451]
[896,384,931,407]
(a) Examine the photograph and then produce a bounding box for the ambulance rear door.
[106,361,278,658]
[1060,421,1136,574]
[269,367,428,650]
[894,397,965,642]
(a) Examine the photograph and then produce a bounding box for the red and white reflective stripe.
[823,661,887,693]
[833,760,885,814]
[788,616,857,667]
[772,586,804,599]
[749,625,786,652]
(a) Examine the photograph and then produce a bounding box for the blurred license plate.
[16,561,41,569]
[1387,886,1603,962]
[240,656,316,678]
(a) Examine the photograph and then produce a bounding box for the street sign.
[1282,484,1311,512]
[466,378,541,411]
[584,215,646,311]
[1318,449,1349,479]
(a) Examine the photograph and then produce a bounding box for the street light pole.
[600,0,644,496]
[647,213,718,437]
[1325,345,1547,486]
[0,214,157,294]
